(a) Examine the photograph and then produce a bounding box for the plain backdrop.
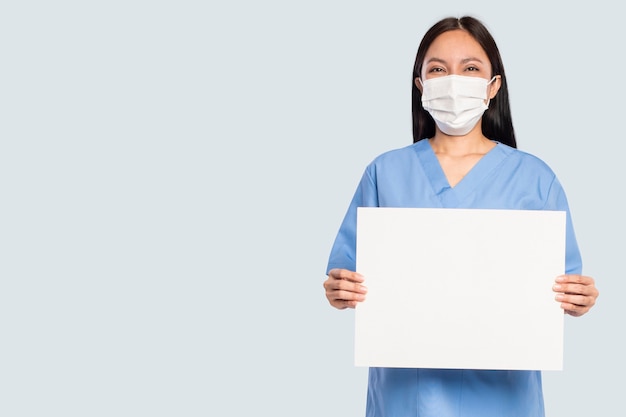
[0,1,621,416]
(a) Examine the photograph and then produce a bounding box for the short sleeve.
[325,165,379,274]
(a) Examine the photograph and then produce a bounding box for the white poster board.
[355,207,566,370]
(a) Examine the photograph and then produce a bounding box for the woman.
[323,16,599,417]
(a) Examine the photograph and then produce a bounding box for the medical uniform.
[326,139,582,417]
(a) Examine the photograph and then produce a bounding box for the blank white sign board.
[355,207,566,370]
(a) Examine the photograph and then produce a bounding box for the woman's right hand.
[323,268,368,309]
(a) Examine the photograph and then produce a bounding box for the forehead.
[424,29,489,63]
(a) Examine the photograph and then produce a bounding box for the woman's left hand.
[553,274,599,317]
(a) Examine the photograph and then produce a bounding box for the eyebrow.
[425,57,485,65]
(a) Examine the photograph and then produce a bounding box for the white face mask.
[420,75,496,136]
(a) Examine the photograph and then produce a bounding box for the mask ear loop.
[486,75,499,107]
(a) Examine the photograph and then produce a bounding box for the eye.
[465,66,480,72]
[428,67,445,73]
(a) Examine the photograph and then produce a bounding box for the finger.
[327,290,364,309]
[325,269,367,294]
[329,268,365,284]
[325,278,368,295]
[552,283,593,297]
[552,284,598,299]
[554,275,598,317]
[561,302,591,317]
[331,299,358,310]
[555,293,594,308]
[556,274,595,286]
[327,287,367,306]
[552,276,599,297]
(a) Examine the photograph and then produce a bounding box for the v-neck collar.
[413,139,508,207]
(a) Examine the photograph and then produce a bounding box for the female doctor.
[323,16,599,417]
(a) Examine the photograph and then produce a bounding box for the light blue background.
[1,1,621,416]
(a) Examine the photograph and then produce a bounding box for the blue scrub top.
[326,139,582,417]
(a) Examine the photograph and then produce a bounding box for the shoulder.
[367,141,423,168]
[359,143,423,182]
[496,143,557,177]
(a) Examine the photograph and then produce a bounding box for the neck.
[429,128,494,157]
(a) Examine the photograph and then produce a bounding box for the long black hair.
[411,16,517,148]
